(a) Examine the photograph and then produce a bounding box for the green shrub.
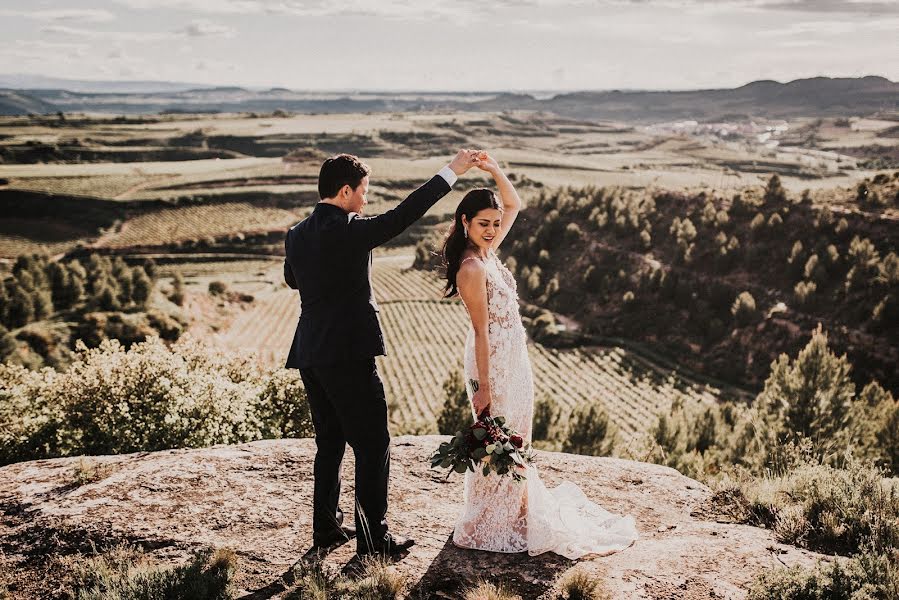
[739,454,899,553]
[256,369,313,439]
[145,310,184,342]
[748,550,899,600]
[0,336,313,464]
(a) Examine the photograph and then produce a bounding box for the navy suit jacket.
[284,175,451,369]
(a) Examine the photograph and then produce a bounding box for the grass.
[463,581,521,600]
[285,556,406,600]
[72,458,112,486]
[62,544,236,600]
[554,567,612,600]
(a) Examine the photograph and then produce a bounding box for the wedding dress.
[451,248,639,559]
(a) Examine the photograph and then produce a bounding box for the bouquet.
[430,381,534,482]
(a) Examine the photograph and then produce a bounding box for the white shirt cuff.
[437,165,458,187]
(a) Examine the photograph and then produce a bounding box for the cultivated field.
[1,109,894,440]
[184,251,729,439]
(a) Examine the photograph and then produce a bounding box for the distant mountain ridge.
[0,74,217,94]
[0,76,896,121]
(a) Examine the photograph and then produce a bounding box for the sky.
[1,0,897,91]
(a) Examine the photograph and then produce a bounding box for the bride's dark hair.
[442,188,503,298]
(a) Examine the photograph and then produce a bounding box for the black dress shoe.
[312,524,356,549]
[359,533,415,558]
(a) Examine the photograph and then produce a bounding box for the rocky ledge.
[0,435,829,599]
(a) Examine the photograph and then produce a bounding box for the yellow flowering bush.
[0,336,312,464]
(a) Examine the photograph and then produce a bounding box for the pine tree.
[437,369,472,435]
[131,267,152,307]
[0,324,15,359]
[532,395,559,441]
[755,325,854,445]
[562,403,615,456]
[764,174,787,204]
[32,288,53,320]
[5,281,34,328]
[731,291,757,326]
[169,273,185,306]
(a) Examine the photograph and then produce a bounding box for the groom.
[284,149,477,558]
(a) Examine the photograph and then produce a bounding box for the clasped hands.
[449,149,502,177]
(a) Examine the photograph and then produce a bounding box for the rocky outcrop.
[0,436,829,599]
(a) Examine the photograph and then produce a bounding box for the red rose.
[510,434,523,448]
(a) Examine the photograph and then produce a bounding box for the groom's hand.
[449,149,479,176]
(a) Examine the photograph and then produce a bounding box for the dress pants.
[299,357,390,553]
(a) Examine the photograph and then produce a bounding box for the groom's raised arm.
[346,166,457,251]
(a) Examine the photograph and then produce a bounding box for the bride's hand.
[474,152,501,177]
[471,388,492,419]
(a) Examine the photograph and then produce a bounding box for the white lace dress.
[451,248,639,559]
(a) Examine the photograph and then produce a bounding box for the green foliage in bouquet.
[431,382,535,482]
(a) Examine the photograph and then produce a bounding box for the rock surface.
[0,436,829,599]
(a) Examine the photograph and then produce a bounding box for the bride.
[441,152,638,559]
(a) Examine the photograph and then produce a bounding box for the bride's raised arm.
[474,153,521,249]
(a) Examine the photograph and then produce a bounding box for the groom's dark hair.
[318,154,371,199]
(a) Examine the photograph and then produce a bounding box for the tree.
[132,267,152,307]
[4,281,34,328]
[46,262,78,309]
[754,325,854,447]
[169,273,185,306]
[0,324,16,359]
[562,403,615,456]
[764,174,787,204]
[32,288,53,320]
[846,236,880,291]
[437,369,472,435]
[532,395,559,441]
[731,291,757,326]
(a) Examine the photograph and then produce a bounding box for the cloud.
[180,20,236,37]
[40,20,237,42]
[0,8,117,22]
[108,0,482,22]
[110,0,273,13]
[589,0,899,14]
[757,0,899,14]
[41,25,176,42]
[760,16,899,36]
